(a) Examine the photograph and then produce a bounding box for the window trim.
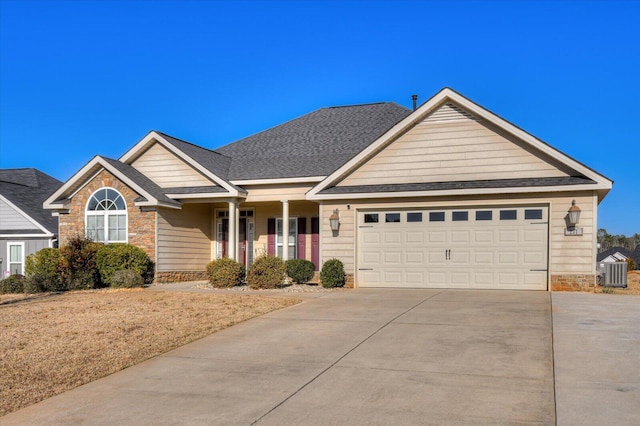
[85,187,128,244]
[6,241,25,277]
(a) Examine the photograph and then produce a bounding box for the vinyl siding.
[320,191,597,281]
[132,142,215,188]
[337,103,572,187]
[0,198,38,231]
[157,204,212,272]
[243,184,313,202]
[1,238,52,278]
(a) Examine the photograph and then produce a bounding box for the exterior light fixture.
[565,200,583,236]
[329,209,340,232]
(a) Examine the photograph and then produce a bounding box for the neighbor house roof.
[597,245,640,266]
[0,168,62,234]
[216,102,412,180]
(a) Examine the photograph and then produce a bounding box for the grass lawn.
[0,289,300,416]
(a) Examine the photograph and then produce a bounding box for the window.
[85,188,127,243]
[364,213,379,223]
[429,212,445,222]
[452,211,468,221]
[276,218,297,259]
[385,213,401,223]
[525,209,543,220]
[7,242,24,276]
[476,210,492,221]
[500,210,517,220]
[407,212,423,222]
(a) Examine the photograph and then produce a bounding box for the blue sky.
[1,0,638,235]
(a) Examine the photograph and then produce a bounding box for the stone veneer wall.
[550,274,596,291]
[58,169,157,262]
[155,271,208,283]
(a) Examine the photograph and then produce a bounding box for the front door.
[216,213,254,268]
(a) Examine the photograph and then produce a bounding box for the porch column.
[235,202,240,261]
[228,199,237,261]
[282,200,289,261]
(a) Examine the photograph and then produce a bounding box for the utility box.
[598,261,628,288]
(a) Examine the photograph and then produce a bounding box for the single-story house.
[44,88,613,291]
[1,168,62,278]
[597,245,640,269]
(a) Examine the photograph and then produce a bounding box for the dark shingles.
[0,168,62,233]
[319,176,597,195]
[215,103,412,180]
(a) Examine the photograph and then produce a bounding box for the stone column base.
[550,274,596,292]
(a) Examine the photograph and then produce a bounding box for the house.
[44,88,613,291]
[597,245,640,269]
[1,168,62,278]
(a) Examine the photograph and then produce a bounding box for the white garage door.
[357,206,548,290]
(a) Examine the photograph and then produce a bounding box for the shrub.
[320,258,345,288]
[247,255,286,289]
[206,257,245,288]
[0,274,26,294]
[96,243,154,287]
[626,258,636,271]
[111,269,144,288]
[285,259,315,284]
[25,248,67,291]
[61,235,102,290]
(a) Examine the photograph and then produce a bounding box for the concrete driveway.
[2,289,556,425]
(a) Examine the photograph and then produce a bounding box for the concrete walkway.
[2,287,638,425]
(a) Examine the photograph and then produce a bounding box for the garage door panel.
[357,206,548,290]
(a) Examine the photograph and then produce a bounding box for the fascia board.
[231,176,326,185]
[0,233,54,238]
[164,192,247,200]
[0,194,52,234]
[308,88,613,197]
[308,183,608,201]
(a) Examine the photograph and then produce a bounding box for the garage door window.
[452,211,468,221]
[364,214,379,223]
[429,212,445,222]
[407,212,423,222]
[476,210,492,221]
[385,213,401,223]
[525,209,543,220]
[500,210,517,220]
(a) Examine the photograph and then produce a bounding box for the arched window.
[85,188,127,243]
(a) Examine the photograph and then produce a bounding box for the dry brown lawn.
[594,271,640,295]
[0,289,299,416]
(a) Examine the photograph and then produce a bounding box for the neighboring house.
[0,168,62,278]
[598,245,640,269]
[44,88,613,291]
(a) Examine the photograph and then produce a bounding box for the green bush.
[320,258,345,288]
[96,243,154,287]
[206,257,245,288]
[247,255,286,289]
[0,274,26,294]
[111,269,144,288]
[285,259,315,284]
[25,248,66,291]
[61,235,103,290]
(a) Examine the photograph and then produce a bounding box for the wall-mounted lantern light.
[565,200,583,236]
[329,209,340,232]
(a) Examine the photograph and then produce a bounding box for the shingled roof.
[216,102,412,180]
[0,168,62,234]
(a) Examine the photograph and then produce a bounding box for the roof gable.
[0,168,61,234]
[308,88,613,200]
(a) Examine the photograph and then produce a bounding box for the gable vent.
[424,103,480,123]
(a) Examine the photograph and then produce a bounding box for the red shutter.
[311,217,319,270]
[297,217,306,259]
[267,218,275,256]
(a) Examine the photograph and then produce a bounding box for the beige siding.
[338,103,571,186]
[132,142,215,188]
[321,191,597,282]
[0,198,37,230]
[157,204,211,272]
[243,184,313,202]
